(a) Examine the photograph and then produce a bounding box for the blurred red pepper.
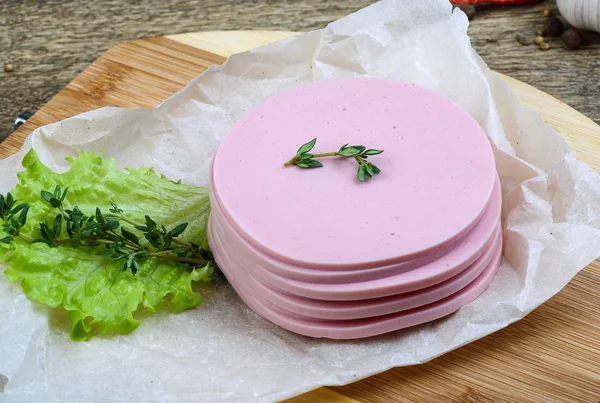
[451,0,541,4]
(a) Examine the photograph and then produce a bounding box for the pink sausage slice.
[212,224,503,339]
[210,210,500,300]
[212,225,501,320]
[212,79,497,267]
[209,176,501,287]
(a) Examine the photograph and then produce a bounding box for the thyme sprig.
[284,138,384,182]
[1,186,212,275]
[0,192,31,244]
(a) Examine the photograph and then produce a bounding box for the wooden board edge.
[166,30,301,57]
[282,387,363,403]
[1,37,228,159]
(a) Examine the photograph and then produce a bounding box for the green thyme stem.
[284,152,339,167]
[150,250,177,256]
[172,238,193,248]
[149,249,207,265]
[107,216,194,248]
[311,152,340,158]
[106,228,129,243]
[54,238,137,249]
[1,187,214,275]
[129,251,145,259]
[106,213,189,248]
[16,233,34,243]
[105,213,193,248]
[105,213,139,227]
[355,155,367,164]
[285,138,384,182]
[152,254,207,266]
[58,207,139,250]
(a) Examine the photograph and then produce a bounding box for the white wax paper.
[2,0,600,402]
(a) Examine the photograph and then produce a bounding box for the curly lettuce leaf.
[1,150,213,341]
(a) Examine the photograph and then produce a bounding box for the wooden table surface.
[0,0,599,144]
[0,2,599,402]
[0,26,599,403]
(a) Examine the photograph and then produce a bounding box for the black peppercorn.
[561,29,583,50]
[543,16,564,37]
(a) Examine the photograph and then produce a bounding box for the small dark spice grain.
[515,32,533,45]
[543,16,564,37]
[456,4,476,21]
[4,64,14,73]
[561,28,583,50]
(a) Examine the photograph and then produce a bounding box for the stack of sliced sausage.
[209,79,502,339]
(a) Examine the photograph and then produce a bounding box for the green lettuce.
[1,150,213,341]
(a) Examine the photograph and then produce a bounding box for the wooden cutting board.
[1,31,599,403]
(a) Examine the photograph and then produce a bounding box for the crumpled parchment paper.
[2,0,600,402]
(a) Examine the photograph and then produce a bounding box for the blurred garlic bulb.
[557,0,600,32]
